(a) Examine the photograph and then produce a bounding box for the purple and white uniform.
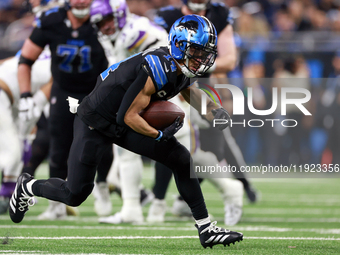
[0,47,51,183]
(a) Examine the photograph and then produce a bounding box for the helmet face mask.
[90,0,129,40]
[168,15,217,78]
[95,14,117,37]
[179,42,216,77]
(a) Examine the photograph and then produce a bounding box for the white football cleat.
[93,182,112,217]
[99,210,144,224]
[99,212,124,224]
[120,204,144,223]
[147,199,167,223]
[38,200,66,220]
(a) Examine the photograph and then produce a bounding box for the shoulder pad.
[211,2,226,7]
[35,6,65,29]
[120,17,149,52]
[159,5,176,12]
[154,14,168,29]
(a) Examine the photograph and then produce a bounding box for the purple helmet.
[90,0,129,30]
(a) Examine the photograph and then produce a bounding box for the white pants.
[0,90,22,181]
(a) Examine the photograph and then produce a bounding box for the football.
[139,100,185,130]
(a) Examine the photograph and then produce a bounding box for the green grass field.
[1,162,340,254]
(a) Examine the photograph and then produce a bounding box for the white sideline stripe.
[0,251,42,253]
[250,179,340,184]
[242,217,340,223]
[0,215,196,223]
[239,208,340,215]
[2,225,340,234]
[0,236,339,241]
[2,215,340,223]
[22,206,340,214]
[2,224,340,234]
[246,237,340,241]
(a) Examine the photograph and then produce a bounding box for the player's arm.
[39,77,52,100]
[180,86,220,121]
[124,77,160,138]
[116,71,159,139]
[211,25,236,74]
[18,38,44,94]
[181,85,230,130]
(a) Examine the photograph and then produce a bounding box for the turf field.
[1,163,340,254]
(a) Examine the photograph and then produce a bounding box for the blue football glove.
[155,116,183,142]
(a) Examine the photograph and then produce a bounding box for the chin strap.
[173,58,196,78]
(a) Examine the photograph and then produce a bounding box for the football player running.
[88,0,169,220]
[153,0,258,210]
[9,15,244,248]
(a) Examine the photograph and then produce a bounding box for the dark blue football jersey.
[154,3,232,35]
[30,6,108,93]
[77,46,190,136]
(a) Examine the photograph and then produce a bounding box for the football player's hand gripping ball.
[155,116,183,142]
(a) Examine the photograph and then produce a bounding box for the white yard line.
[2,215,340,223]
[0,236,339,241]
[241,217,340,223]
[1,225,340,234]
[236,208,340,215]
[20,205,340,214]
[250,178,340,184]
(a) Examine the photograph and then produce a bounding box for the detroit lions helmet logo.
[176,19,199,35]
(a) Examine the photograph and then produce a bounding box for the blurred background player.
[1,0,79,218]
[17,0,113,220]
[152,0,258,215]
[0,48,51,214]
[89,0,169,221]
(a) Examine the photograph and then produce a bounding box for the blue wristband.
[155,130,163,141]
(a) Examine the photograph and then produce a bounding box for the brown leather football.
[139,101,185,130]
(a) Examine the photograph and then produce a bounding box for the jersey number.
[57,45,93,73]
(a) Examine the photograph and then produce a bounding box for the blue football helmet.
[168,15,217,78]
[182,0,210,12]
